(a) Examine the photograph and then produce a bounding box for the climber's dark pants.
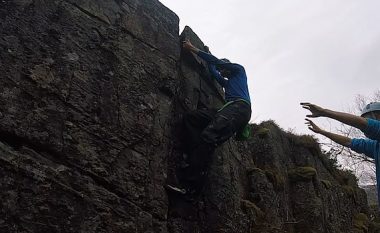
[182,101,251,188]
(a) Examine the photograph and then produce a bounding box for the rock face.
[0,0,371,232]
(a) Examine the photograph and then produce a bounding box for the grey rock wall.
[1,0,179,232]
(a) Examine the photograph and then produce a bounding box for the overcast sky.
[159,0,380,135]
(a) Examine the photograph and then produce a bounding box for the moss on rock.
[353,213,369,232]
[241,199,264,218]
[288,166,317,182]
[264,169,285,191]
[256,127,270,138]
[255,127,270,138]
[320,179,332,189]
[342,185,355,197]
[296,135,319,148]
[248,167,265,175]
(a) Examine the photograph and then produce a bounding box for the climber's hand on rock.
[305,119,323,134]
[300,102,326,118]
[182,40,199,53]
[182,40,193,50]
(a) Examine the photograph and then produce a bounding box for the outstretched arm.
[182,40,221,63]
[183,40,227,86]
[182,40,242,72]
[301,103,368,131]
[305,119,352,146]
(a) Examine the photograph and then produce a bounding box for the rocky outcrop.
[0,0,372,232]
[1,0,179,232]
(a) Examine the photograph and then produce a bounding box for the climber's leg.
[182,108,217,153]
[169,103,251,196]
[167,108,217,195]
[182,142,215,181]
[182,141,215,195]
[201,101,251,145]
[166,108,217,195]
[181,101,251,193]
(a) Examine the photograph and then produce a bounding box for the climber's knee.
[201,115,234,145]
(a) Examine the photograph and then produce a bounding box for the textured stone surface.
[0,0,372,232]
[1,0,179,232]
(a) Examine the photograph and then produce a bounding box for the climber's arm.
[182,40,242,72]
[208,64,227,87]
[301,103,368,131]
[183,40,225,64]
[196,50,224,64]
[320,130,352,147]
[197,51,242,73]
[350,138,378,159]
[183,40,200,54]
[305,119,351,146]
[323,109,367,131]
[364,119,380,141]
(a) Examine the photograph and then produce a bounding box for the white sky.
[159,0,380,135]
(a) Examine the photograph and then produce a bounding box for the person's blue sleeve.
[208,64,227,87]
[350,138,379,159]
[197,50,243,73]
[363,119,380,141]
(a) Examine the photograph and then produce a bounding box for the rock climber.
[301,102,380,206]
[167,40,252,196]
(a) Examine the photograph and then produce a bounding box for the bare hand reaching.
[300,103,326,118]
[305,119,323,134]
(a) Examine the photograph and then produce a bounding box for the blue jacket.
[197,51,251,104]
[350,118,380,205]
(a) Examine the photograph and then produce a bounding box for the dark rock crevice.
[63,0,112,25]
